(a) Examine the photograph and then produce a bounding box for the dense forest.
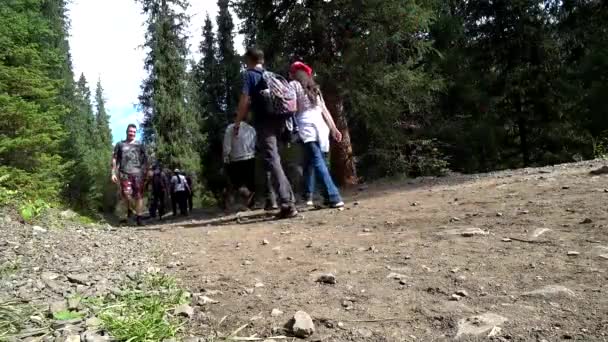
[1,0,606,215]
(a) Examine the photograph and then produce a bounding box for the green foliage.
[0,0,71,204]
[139,0,202,180]
[86,273,188,342]
[0,259,20,279]
[0,301,48,339]
[18,199,49,223]
[0,174,18,207]
[52,310,84,321]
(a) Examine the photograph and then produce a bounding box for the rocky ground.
[2,160,608,341]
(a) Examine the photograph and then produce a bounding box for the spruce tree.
[216,0,241,115]
[193,14,227,200]
[95,79,112,149]
[138,0,201,176]
[0,0,71,201]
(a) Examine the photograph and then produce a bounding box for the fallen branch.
[508,237,553,244]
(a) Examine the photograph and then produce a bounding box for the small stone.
[411,202,419,207]
[404,255,412,260]
[67,296,81,310]
[271,308,284,317]
[292,311,315,338]
[262,239,269,245]
[456,290,469,297]
[451,268,460,274]
[50,300,67,314]
[67,274,89,285]
[254,282,265,288]
[197,295,219,305]
[580,218,593,224]
[450,217,461,222]
[60,210,78,219]
[502,238,512,242]
[604,189,608,193]
[562,186,570,190]
[363,228,372,233]
[487,326,502,337]
[286,257,293,261]
[33,226,47,234]
[399,279,407,286]
[337,322,345,329]
[85,317,102,328]
[316,273,336,285]
[174,304,194,318]
[496,212,503,217]
[450,294,462,301]
[524,285,575,298]
[567,251,580,256]
[354,201,360,206]
[520,210,530,215]
[242,260,252,266]
[82,331,111,342]
[64,335,80,342]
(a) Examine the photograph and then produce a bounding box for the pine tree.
[95,79,112,149]
[138,0,201,176]
[0,0,71,201]
[216,0,241,115]
[193,14,229,200]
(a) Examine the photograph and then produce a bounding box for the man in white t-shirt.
[223,121,257,209]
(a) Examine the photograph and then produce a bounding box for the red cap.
[290,61,313,76]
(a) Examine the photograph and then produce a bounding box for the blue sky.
[67,0,242,144]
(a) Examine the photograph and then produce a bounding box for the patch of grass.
[0,301,49,339]
[0,260,20,279]
[53,310,84,321]
[88,273,189,342]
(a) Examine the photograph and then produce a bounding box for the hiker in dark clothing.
[171,169,190,216]
[149,164,168,220]
[234,48,297,219]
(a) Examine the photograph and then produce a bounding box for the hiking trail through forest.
[2,160,607,341]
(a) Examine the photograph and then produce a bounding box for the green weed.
[90,273,189,342]
[53,310,84,321]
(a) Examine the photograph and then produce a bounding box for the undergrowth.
[84,272,189,342]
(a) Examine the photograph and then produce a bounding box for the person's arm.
[223,126,232,164]
[111,143,120,183]
[141,144,149,180]
[319,93,342,142]
[234,72,252,135]
[235,94,250,135]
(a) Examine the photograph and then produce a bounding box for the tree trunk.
[516,94,530,167]
[324,90,358,187]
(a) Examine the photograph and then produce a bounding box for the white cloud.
[67,0,243,143]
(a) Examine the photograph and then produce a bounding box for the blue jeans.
[303,141,342,204]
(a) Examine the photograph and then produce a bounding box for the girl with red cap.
[289,61,344,208]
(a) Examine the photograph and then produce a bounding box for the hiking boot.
[276,205,298,219]
[136,216,144,226]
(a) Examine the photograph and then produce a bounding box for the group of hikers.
[111,126,194,225]
[111,47,345,225]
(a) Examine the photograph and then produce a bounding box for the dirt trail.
[145,161,608,341]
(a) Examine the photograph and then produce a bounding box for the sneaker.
[276,206,298,219]
[329,201,345,208]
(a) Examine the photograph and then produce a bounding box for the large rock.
[291,311,315,338]
[456,312,508,338]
